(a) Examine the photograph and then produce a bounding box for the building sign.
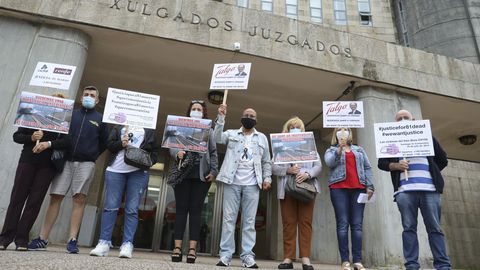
[161,115,212,154]
[14,91,74,134]
[210,63,251,90]
[29,62,77,90]
[373,120,434,158]
[102,87,160,129]
[270,132,319,164]
[108,1,352,58]
[323,101,364,128]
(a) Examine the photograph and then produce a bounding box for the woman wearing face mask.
[272,117,322,270]
[169,100,218,264]
[324,128,374,270]
[89,124,158,259]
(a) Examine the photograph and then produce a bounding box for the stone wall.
[442,159,480,269]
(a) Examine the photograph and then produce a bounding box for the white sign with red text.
[209,63,251,90]
[323,101,365,128]
[29,62,77,90]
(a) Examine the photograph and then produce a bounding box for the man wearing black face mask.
[213,104,272,269]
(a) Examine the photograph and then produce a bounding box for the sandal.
[171,247,182,262]
[186,248,197,264]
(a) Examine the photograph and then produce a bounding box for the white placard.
[161,115,212,154]
[270,132,319,164]
[29,62,77,90]
[102,88,160,129]
[14,91,74,134]
[374,120,434,158]
[209,63,251,90]
[357,193,376,203]
[323,101,365,128]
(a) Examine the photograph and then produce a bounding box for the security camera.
[233,42,241,51]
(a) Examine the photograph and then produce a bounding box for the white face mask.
[336,130,349,142]
[289,128,302,133]
[190,110,203,119]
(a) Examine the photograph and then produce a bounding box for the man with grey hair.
[378,109,451,270]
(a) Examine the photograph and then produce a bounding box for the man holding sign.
[378,110,451,270]
[213,104,272,269]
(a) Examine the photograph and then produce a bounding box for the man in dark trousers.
[378,109,451,270]
[29,86,109,254]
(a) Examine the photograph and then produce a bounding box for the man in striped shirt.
[378,110,451,270]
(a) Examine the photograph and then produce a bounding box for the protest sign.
[270,132,319,164]
[323,101,365,128]
[29,62,77,90]
[14,91,74,134]
[373,120,434,158]
[161,115,212,153]
[210,63,251,90]
[102,88,160,129]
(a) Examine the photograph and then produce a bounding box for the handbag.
[166,151,199,187]
[124,146,153,170]
[51,149,66,173]
[284,176,317,202]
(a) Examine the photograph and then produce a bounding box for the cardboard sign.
[29,62,77,90]
[209,63,252,90]
[161,115,212,153]
[374,120,434,158]
[323,101,365,128]
[270,132,319,164]
[102,88,160,129]
[14,91,74,134]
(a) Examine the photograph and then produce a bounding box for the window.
[310,0,323,23]
[333,0,347,25]
[261,0,273,12]
[397,0,409,46]
[286,0,298,19]
[358,0,372,26]
[237,0,248,8]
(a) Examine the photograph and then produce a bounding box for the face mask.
[241,117,257,129]
[190,110,203,119]
[290,128,302,133]
[82,96,96,109]
[336,130,349,142]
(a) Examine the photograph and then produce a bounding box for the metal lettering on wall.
[110,0,352,58]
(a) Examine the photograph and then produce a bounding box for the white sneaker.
[119,242,133,259]
[89,241,110,257]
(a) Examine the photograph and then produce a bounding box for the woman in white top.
[90,125,158,259]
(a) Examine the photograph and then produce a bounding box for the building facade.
[0,0,479,269]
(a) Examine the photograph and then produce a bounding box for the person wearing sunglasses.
[213,104,272,269]
[169,100,218,264]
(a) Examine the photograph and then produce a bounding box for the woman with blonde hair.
[324,128,374,270]
[272,117,322,270]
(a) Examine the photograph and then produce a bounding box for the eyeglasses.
[396,116,411,121]
[191,100,205,104]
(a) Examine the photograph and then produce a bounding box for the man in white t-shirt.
[213,105,272,269]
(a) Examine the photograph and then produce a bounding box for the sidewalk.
[0,244,343,270]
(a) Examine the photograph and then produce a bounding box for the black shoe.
[15,246,28,251]
[302,264,314,270]
[171,247,182,262]
[186,248,197,264]
[278,262,294,269]
[216,260,229,267]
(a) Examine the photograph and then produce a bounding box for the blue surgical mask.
[82,96,96,109]
[190,110,203,119]
[289,128,302,133]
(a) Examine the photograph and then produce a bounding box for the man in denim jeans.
[214,104,272,269]
[378,110,451,270]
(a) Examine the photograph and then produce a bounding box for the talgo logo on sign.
[39,64,49,72]
[53,68,72,75]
